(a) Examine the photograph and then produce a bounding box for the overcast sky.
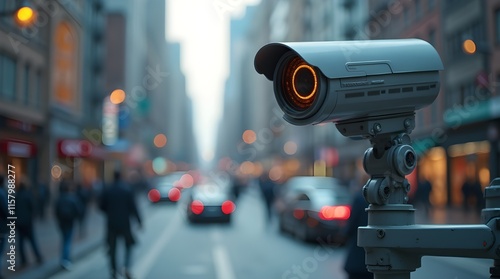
[166,0,260,166]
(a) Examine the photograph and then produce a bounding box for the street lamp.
[0,1,37,28]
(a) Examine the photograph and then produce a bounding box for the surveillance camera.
[254,39,443,127]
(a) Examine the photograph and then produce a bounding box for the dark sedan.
[277,176,352,243]
[186,182,236,223]
[147,171,187,203]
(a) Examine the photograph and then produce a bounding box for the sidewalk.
[8,202,106,279]
[414,205,482,224]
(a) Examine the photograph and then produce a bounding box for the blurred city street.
[5,185,493,279]
[2,0,500,278]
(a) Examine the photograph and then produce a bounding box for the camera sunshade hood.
[254,39,444,80]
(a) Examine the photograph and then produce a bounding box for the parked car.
[277,176,352,243]
[147,171,187,203]
[186,181,236,223]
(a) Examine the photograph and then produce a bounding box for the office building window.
[34,70,42,109]
[0,54,16,101]
[23,64,30,105]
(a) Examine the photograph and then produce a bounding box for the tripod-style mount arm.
[336,114,500,279]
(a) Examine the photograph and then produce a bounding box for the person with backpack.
[54,178,83,270]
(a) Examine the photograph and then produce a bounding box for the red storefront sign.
[0,139,37,158]
[57,139,93,158]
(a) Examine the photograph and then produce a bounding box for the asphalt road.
[49,187,493,279]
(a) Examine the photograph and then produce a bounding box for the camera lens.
[282,56,318,111]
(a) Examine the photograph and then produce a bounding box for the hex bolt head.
[377,229,386,239]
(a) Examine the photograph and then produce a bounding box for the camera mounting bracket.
[357,126,500,279]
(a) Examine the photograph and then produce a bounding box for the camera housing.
[254,39,443,128]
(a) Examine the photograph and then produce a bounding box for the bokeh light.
[180,174,194,188]
[153,134,168,148]
[463,39,476,54]
[152,157,167,175]
[269,165,283,182]
[240,161,255,175]
[168,188,181,201]
[51,165,62,179]
[284,141,298,155]
[148,189,161,203]
[242,130,257,144]
[110,89,126,104]
[15,6,36,27]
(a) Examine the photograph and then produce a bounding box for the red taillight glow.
[148,189,161,203]
[319,205,351,220]
[168,188,181,202]
[293,209,305,219]
[191,200,204,215]
[221,200,235,215]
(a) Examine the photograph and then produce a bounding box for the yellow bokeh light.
[240,161,255,175]
[242,130,257,144]
[51,165,62,179]
[109,89,126,104]
[463,39,476,54]
[15,7,36,27]
[153,134,167,148]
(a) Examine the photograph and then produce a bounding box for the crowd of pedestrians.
[0,169,144,279]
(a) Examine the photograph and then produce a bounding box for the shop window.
[448,141,490,207]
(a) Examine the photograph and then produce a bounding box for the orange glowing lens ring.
[282,56,319,111]
[292,64,317,100]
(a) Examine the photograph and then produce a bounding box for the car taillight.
[319,205,351,220]
[293,209,305,219]
[221,200,235,214]
[148,189,161,203]
[168,188,181,202]
[191,200,204,215]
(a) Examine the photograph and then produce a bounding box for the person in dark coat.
[259,172,276,223]
[99,171,142,279]
[16,181,43,267]
[75,181,91,238]
[0,175,9,279]
[337,185,373,279]
[54,178,83,270]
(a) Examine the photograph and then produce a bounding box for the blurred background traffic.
[0,0,499,278]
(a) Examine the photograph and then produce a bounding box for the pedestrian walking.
[35,181,50,220]
[99,171,142,279]
[415,176,432,216]
[54,178,83,270]
[258,172,276,223]
[0,175,9,279]
[75,181,91,238]
[16,180,43,268]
